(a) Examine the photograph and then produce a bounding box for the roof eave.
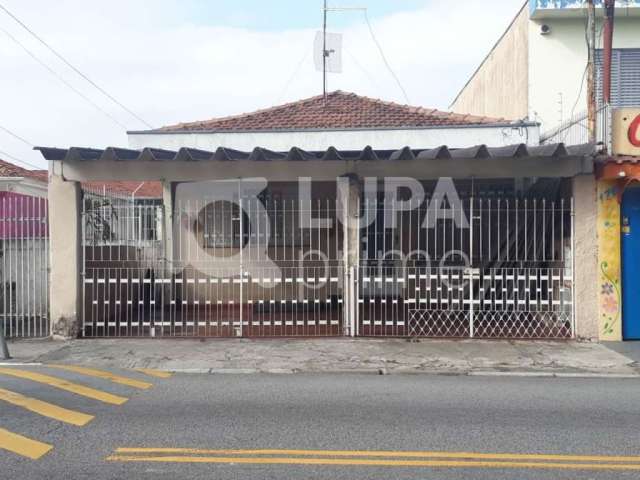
[127,121,540,136]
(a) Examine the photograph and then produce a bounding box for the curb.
[161,367,640,379]
[467,371,640,379]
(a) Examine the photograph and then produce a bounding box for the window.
[596,48,640,107]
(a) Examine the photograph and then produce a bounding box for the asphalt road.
[1,365,640,479]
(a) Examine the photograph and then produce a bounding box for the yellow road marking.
[0,427,52,460]
[0,368,128,405]
[114,447,640,463]
[134,368,172,379]
[0,388,93,426]
[105,455,640,471]
[47,365,152,390]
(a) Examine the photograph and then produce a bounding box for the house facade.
[39,92,599,341]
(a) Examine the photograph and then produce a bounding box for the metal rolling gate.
[81,181,574,339]
[0,193,49,338]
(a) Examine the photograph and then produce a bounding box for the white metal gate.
[81,180,574,339]
[358,186,574,338]
[81,184,346,337]
[0,193,49,337]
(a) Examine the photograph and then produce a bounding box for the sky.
[0,0,525,169]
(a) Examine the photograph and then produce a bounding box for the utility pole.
[586,0,597,143]
[603,0,616,105]
[0,323,10,359]
[323,0,328,106]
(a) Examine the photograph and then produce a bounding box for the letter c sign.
[629,114,640,147]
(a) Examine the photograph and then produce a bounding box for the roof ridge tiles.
[153,91,508,133]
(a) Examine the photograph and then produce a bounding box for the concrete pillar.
[48,173,81,338]
[338,175,361,336]
[572,174,599,340]
[162,180,174,268]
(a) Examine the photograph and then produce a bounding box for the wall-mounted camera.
[540,24,551,35]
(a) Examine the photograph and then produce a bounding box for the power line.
[0,25,129,130]
[345,45,382,93]
[0,2,153,129]
[0,148,43,171]
[0,124,34,147]
[363,9,410,104]
[276,46,311,105]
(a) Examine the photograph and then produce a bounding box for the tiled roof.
[1,158,162,198]
[154,91,507,133]
[0,158,48,182]
[597,154,640,165]
[82,180,163,198]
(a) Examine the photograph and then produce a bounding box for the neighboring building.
[128,90,540,149]
[450,0,640,144]
[594,107,640,341]
[0,157,162,338]
[37,92,599,341]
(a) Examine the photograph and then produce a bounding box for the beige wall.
[529,17,640,133]
[48,174,81,338]
[572,174,599,340]
[450,3,529,120]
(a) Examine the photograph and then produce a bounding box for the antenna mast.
[323,0,328,105]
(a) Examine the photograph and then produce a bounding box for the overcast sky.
[0,0,524,168]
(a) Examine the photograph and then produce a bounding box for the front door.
[622,187,640,340]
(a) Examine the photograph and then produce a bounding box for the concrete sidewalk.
[4,337,639,377]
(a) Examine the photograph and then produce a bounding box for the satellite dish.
[314,31,343,73]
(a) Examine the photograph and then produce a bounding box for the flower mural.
[597,181,622,339]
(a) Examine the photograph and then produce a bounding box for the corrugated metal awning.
[36,143,596,163]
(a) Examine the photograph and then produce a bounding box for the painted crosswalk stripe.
[0,427,52,460]
[0,368,128,405]
[0,388,93,426]
[134,368,172,379]
[46,365,152,390]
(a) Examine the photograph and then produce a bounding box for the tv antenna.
[317,3,409,105]
[316,1,349,105]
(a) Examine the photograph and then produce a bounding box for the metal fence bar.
[540,103,610,148]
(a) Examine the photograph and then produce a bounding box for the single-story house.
[36,91,599,341]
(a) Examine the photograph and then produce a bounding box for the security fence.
[80,179,574,339]
[0,193,49,337]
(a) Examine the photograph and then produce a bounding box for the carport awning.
[36,143,595,163]
[35,143,597,182]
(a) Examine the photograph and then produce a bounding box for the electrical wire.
[344,45,382,93]
[0,124,34,147]
[0,2,153,129]
[363,9,410,104]
[0,25,129,130]
[276,46,311,104]
[0,148,43,171]
[562,4,604,142]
